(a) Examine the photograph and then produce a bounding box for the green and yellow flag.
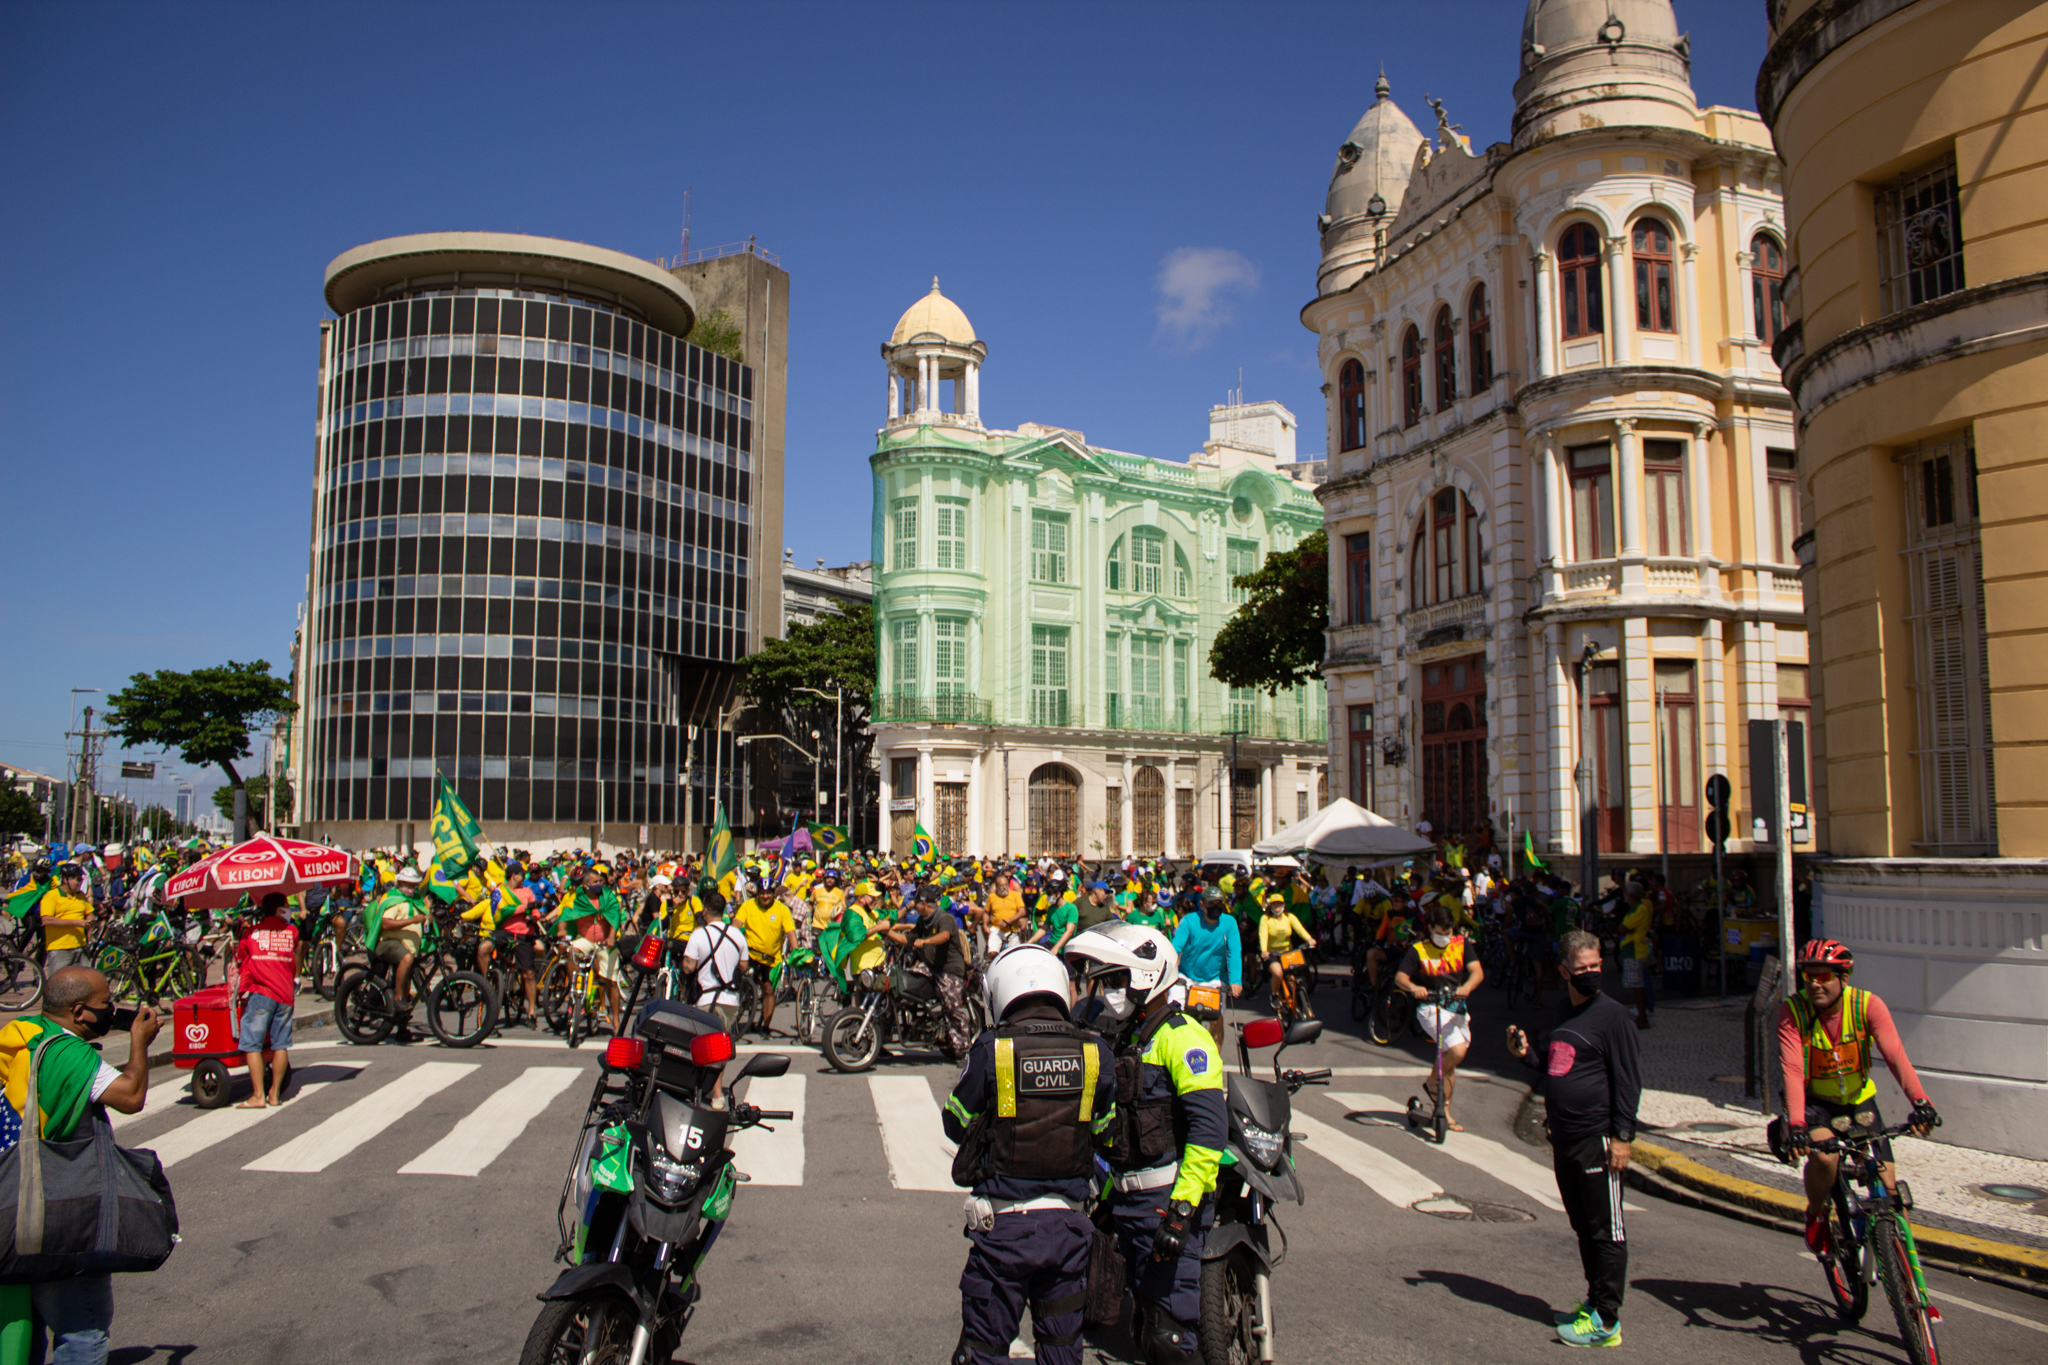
[911,823,935,861]
[706,803,739,899]
[1522,830,1546,873]
[4,879,48,922]
[806,822,850,855]
[431,774,482,879]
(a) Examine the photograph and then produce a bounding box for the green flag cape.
[1522,830,1546,872]
[3,881,47,921]
[431,774,483,879]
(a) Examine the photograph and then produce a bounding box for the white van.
[1194,850,1302,884]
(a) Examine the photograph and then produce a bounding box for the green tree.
[135,804,186,840]
[210,774,292,830]
[691,307,745,362]
[1208,530,1328,696]
[741,604,877,835]
[0,788,41,839]
[105,661,296,841]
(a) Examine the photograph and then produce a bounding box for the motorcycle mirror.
[1283,1020,1324,1047]
[737,1052,791,1080]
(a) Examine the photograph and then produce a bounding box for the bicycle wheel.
[1874,1213,1939,1365]
[566,977,589,1049]
[1367,988,1396,1047]
[312,936,343,1001]
[96,948,139,1003]
[163,950,200,1004]
[1350,978,1370,1022]
[336,971,397,1045]
[0,955,44,1013]
[1821,1184,1868,1323]
[428,971,500,1048]
[538,955,573,1034]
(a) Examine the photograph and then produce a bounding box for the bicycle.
[1365,960,1415,1047]
[96,912,201,1007]
[1265,949,1316,1030]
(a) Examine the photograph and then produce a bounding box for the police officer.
[943,944,1118,1365]
[1063,923,1227,1364]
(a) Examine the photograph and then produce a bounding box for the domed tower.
[1512,0,1695,147]
[882,279,987,429]
[1317,72,1427,297]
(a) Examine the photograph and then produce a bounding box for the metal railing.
[872,692,993,724]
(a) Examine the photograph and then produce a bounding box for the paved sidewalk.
[1627,990,2048,1262]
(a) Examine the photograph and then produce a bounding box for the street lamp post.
[791,686,845,826]
[734,733,820,831]
[1575,637,1599,903]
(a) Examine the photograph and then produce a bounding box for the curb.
[1630,1140,2048,1297]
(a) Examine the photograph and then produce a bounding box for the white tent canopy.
[1251,798,1436,864]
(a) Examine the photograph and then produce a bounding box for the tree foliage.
[104,661,296,794]
[741,605,878,834]
[1208,530,1329,696]
[0,788,41,839]
[690,307,746,362]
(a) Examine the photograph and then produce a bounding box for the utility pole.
[66,707,107,849]
[1575,637,1599,901]
[1773,716,1796,1003]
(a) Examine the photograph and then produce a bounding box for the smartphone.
[109,1006,140,1033]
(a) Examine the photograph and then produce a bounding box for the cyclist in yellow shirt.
[1256,893,1317,999]
[734,886,796,1037]
[810,868,847,932]
[39,864,96,972]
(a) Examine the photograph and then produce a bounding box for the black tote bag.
[0,1032,179,1282]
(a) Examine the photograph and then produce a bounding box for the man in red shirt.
[234,893,299,1108]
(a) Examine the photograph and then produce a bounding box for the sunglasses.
[1802,969,1847,985]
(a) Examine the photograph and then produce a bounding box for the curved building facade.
[294,232,778,852]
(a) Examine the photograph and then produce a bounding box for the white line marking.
[398,1066,582,1176]
[244,1062,477,1172]
[729,1074,806,1186]
[1328,1091,1565,1211]
[1929,1290,2048,1335]
[1290,1111,1440,1207]
[869,1075,957,1192]
[141,1066,373,1169]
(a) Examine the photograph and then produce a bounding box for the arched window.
[1338,359,1367,451]
[1105,535,1123,590]
[1408,487,1482,609]
[1401,326,1423,427]
[1027,764,1079,855]
[1467,285,1493,391]
[1433,307,1457,409]
[1129,528,1165,596]
[1173,544,1192,597]
[1633,217,1676,333]
[1133,766,1165,855]
[1558,224,1604,341]
[1751,234,1786,345]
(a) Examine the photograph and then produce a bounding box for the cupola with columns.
[882,279,987,431]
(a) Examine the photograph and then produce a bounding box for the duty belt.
[1112,1163,1179,1193]
[990,1195,1085,1215]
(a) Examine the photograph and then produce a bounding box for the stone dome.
[890,278,977,346]
[1317,72,1427,296]
[1512,0,1694,145]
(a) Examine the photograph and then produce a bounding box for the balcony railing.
[872,692,993,724]
[1009,698,1327,742]
[1325,621,1377,662]
[1397,592,1486,632]
[1645,558,1702,592]
[1561,561,1619,594]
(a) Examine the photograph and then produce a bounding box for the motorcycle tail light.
[635,936,665,970]
[603,1038,645,1070]
[1241,1018,1285,1050]
[690,1031,735,1066]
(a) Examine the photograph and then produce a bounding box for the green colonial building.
[869,282,1330,858]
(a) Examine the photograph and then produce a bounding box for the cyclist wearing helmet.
[1169,887,1242,1048]
[1064,923,1226,1365]
[366,867,431,1016]
[1777,939,1939,1257]
[942,945,1117,1365]
[1256,892,1317,1000]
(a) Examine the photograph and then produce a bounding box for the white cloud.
[1153,247,1259,352]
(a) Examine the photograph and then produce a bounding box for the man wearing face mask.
[0,967,163,1360]
[1506,930,1641,1348]
[1169,887,1242,1048]
[1393,903,1481,1129]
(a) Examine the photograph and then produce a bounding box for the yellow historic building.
[1762,0,2048,1157]
[1306,4,1807,879]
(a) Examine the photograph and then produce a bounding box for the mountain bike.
[1776,1118,1943,1365]
[96,913,201,1007]
[1265,948,1316,1030]
[1365,961,1414,1047]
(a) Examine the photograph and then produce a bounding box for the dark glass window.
[1559,223,1603,341]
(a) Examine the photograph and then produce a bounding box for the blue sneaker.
[1557,1308,1621,1347]
[1552,1300,1587,1327]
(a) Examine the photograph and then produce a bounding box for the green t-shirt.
[1550,894,1580,939]
[1043,900,1079,941]
[1125,905,1170,931]
[2,1017,104,1143]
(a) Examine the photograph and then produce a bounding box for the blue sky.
[0,1,1766,806]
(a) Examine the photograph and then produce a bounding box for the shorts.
[748,956,776,988]
[1415,1003,1473,1051]
[571,938,619,982]
[373,939,413,965]
[508,936,536,973]
[42,948,85,974]
[1806,1095,1892,1160]
[237,993,293,1052]
[1619,956,1645,989]
[712,1002,741,1035]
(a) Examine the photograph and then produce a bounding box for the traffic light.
[1704,772,1731,852]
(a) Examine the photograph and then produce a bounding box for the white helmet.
[395,866,425,886]
[1063,923,1180,1006]
[984,943,1073,1021]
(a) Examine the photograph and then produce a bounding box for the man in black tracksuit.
[1508,927,1641,1348]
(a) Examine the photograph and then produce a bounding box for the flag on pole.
[706,803,739,898]
[431,774,482,879]
[1522,830,1546,873]
[805,822,850,855]
[911,823,935,861]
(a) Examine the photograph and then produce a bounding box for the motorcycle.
[1201,1016,1330,1365]
[521,940,794,1365]
[820,943,986,1073]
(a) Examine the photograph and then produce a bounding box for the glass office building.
[298,233,761,849]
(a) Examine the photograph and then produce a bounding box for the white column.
[1546,623,1576,854]
[1258,761,1275,841]
[1615,418,1644,557]
[1701,616,1729,797]
[877,751,894,856]
[1163,756,1178,856]
[1623,617,1656,853]
[966,747,984,858]
[1606,235,1634,367]
[1687,422,1713,568]
[1120,754,1135,859]
[887,370,900,420]
[1531,253,1555,378]
[916,745,934,833]
[918,356,932,412]
[1541,432,1565,580]
[1680,241,1702,368]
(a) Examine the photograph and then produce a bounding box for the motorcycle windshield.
[653,1091,730,1161]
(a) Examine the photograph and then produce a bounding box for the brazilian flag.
[706,803,739,899]
[431,773,483,879]
[1522,830,1546,873]
[806,822,850,855]
[911,823,935,861]
[4,879,48,921]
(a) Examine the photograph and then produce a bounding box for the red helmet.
[1798,939,1854,971]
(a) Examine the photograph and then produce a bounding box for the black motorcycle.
[821,943,985,1073]
[521,979,793,1365]
[1200,1017,1330,1365]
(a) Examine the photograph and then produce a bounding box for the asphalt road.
[103,978,2048,1365]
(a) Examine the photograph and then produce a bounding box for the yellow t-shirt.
[1258,911,1311,955]
[735,897,796,963]
[38,889,92,952]
[987,887,1026,930]
[810,885,846,931]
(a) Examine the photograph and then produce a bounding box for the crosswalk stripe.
[141,1066,374,1169]
[869,1075,957,1192]
[398,1066,582,1176]
[729,1075,806,1186]
[1327,1091,1565,1211]
[1290,1111,1440,1207]
[244,1061,478,1173]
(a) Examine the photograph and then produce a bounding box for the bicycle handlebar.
[1809,1120,1925,1154]
[1285,1067,1333,1088]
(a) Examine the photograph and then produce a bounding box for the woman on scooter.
[1394,902,1484,1130]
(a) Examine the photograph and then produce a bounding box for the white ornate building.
[1308,1,1809,872]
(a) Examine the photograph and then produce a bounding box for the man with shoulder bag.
[0,967,167,1364]
[943,944,1117,1365]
